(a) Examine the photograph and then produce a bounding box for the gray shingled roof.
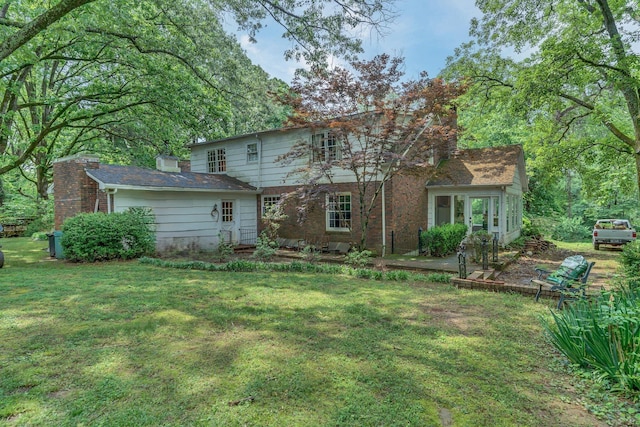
[426,145,527,190]
[86,164,257,192]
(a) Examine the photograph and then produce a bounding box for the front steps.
[466,269,497,281]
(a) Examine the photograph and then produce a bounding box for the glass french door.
[470,197,489,232]
[469,196,499,236]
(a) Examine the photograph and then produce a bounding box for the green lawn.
[0,238,630,426]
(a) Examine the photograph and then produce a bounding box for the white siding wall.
[189,129,371,189]
[513,166,522,191]
[113,189,257,252]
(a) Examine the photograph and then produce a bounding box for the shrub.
[425,273,452,283]
[550,216,592,241]
[25,205,54,236]
[224,259,257,271]
[345,249,372,268]
[620,241,640,287]
[521,216,542,238]
[463,230,492,262]
[355,268,372,279]
[261,202,288,241]
[384,270,409,281]
[215,234,234,262]
[420,223,467,257]
[31,232,48,241]
[252,232,278,261]
[301,245,320,263]
[61,208,155,262]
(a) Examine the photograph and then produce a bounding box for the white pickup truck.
[592,219,637,250]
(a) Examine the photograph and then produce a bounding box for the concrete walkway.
[381,254,483,274]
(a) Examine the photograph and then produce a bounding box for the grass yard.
[0,238,632,426]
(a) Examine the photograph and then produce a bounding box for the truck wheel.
[0,250,4,268]
[593,243,599,250]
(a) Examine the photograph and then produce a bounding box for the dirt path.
[496,245,623,291]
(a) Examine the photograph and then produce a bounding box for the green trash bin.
[53,230,65,259]
[47,233,56,257]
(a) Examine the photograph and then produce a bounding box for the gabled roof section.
[86,164,258,193]
[426,145,528,191]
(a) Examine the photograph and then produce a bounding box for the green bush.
[465,230,492,263]
[252,232,278,261]
[620,241,640,287]
[345,249,373,268]
[215,235,234,262]
[61,209,155,262]
[425,273,452,283]
[420,223,467,257]
[543,283,640,393]
[521,216,542,238]
[31,232,48,241]
[550,216,592,241]
[300,245,320,263]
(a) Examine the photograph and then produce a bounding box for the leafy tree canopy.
[0,0,395,203]
[446,0,640,205]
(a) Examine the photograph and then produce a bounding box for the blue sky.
[234,0,480,83]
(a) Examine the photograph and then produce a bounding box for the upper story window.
[326,193,351,231]
[207,148,226,173]
[312,132,340,163]
[262,195,281,217]
[246,142,259,163]
[426,148,435,166]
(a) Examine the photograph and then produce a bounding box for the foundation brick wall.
[386,171,430,253]
[258,175,429,254]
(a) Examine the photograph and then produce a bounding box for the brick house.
[53,126,527,254]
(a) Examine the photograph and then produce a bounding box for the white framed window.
[326,193,351,231]
[312,132,340,163]
[246,142,258,163]
[262,195,281,217]
[221,200,233,222]
[207,148,226,173]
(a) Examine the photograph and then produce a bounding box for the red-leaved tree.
[277,54,466,250]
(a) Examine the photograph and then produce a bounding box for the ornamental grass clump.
[543,283,640,393]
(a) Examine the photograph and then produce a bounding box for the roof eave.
[86,170,260,194]
[102,184,262,194]
[425,183,514,190]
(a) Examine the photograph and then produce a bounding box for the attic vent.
[156,155,180,172]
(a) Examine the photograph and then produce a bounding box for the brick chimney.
[53,154,100,229]
[178,159,191,172]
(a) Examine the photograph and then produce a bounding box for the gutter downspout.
[256,134,263,190]
[106,188,117,213]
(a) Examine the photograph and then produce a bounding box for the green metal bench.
[532,255,595,309]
